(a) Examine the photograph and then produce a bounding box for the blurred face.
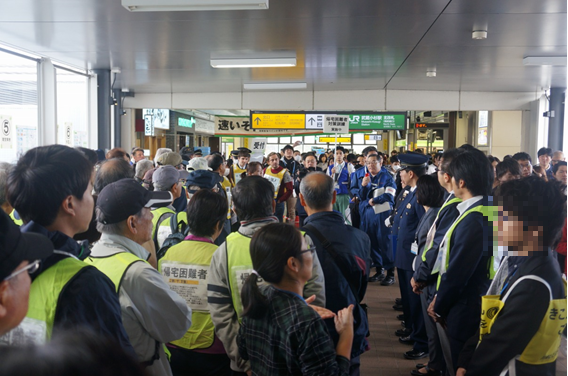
[335,150,344,164]
[552,152,565,166]
[304,156,317,168]
[499,171,521,184]
[218,161,227,176]
[538,154,551,169]
[250,165,263,176]
[133,151,145,162]
[269,155,280,169]
[399,169,412,187]
[366,156,381,175]
[0,261,32,336]
[357,156,365,166]
[497,210,528,254]
[238,156,249,167]
[284,149,293,158]
[554,165,567,184]
[517,159,533,177]
[73,180,95,234]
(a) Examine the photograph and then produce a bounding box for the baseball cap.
[97,178,172,224]
[153,166,190,191]
[156,152,182,166]
[0,211,53,281]
[187,157,212,172]
[186,170,223,192]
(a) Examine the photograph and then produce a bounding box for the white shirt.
[456,195,483,215]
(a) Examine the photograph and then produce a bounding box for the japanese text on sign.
[323,115,350,134]
[161,263,210,311]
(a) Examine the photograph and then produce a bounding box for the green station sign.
[348,114,406,130]
[178,117,195,128]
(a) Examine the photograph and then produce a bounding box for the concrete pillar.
[548,88,565,150]
[93,69,111,150]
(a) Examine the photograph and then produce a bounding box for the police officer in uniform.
[390,152,430,360]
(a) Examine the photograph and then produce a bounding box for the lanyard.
[500,268,519,295]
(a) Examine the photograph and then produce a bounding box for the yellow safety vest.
[159,240,217,350]
[10,257,88,344]
[479,277,567,370]
[263,168,287,199]
[421,197,462,262]
[232,164,247,185]
[151,207,188,249]
[9,210,23,226]
[435,204,498,289]
[221,176,232,191]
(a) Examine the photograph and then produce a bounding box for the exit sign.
[178,117,195,128]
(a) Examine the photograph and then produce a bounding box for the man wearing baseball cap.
[151,166,190,250]
[0,210,53,337]
[86,178,192,376]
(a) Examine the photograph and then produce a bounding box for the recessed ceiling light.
[211,51,296,68]
[426,70,436,78]
[472,30,488,40]
[122,0,268,12]
[243,82,307,90]
[523,56,567,66]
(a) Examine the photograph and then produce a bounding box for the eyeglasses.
[4,259,41,281]
[299,245,315,255]
[365,161,379,166]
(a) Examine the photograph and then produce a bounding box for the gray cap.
[153,165,189,191]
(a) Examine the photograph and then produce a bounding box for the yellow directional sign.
[318,137,351,143]
[251,113,305,129]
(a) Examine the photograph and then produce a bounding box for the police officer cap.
[237,147,252,154]
[186,170,223,192]
[230,150,240,156]
[398,152,430,170]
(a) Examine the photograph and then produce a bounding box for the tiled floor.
[360,277,423,376]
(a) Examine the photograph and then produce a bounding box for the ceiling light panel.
[211,51,296,68]
[122,0,268,12]
[523,56,566,66]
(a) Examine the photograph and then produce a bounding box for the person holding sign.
[159,189,231,376]
[264,152,294,223]
[456,176,566,376]
[327,146,355,225]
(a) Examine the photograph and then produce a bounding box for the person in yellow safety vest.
[207,153,236,246]
[264,152,294,223]
[456,176,567,376]
[228,150,250,187]
[87,178,192,376]
[159,189,232,376]
[427,147,495,373]
[151,165,189,250]
[0,210,53,337]
[2,145,135,354]
[0,167,23,226]
[207,176,326,374]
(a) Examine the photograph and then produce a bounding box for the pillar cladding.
[548,88,565,151]
[93,69,111,150]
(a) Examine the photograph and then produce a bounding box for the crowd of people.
[0,141,566,376]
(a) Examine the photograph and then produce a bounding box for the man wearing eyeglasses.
[0,211,53,337]
[512,152,534,178]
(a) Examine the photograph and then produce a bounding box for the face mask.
[294,155,301,162]
[223,168,230,177]
[392,165,401,171]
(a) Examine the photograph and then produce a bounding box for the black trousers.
[397,268,428,352]
[169,347,231,376]
[420,283,446,372]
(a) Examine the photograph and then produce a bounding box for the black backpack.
[156,212,189,260]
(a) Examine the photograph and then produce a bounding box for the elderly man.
[87,179,192,376]
[300,172,371,376]
[0,210,53,337]
[553,161,567,185]
[208,176,326,375]
[551,150,565,167]
[151,166,189,250]
[135,159,154,185]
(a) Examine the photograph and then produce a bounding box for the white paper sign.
[306,114,325,130]
[324,115,350,134]
[1,116,13,149]
[65,123,73,146]
[250,138,267,153]
[161,262,210,311]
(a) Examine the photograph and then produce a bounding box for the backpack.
[156,212,189,260]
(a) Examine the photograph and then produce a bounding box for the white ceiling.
[0,0,566,94]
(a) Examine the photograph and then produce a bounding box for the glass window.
[291,136,303,144]
[303,135,315,143]
[353,133,365,144]
[279,136,291,144]
[56,69,89,147]
[0,50,39,162]
[267,137,278,144]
